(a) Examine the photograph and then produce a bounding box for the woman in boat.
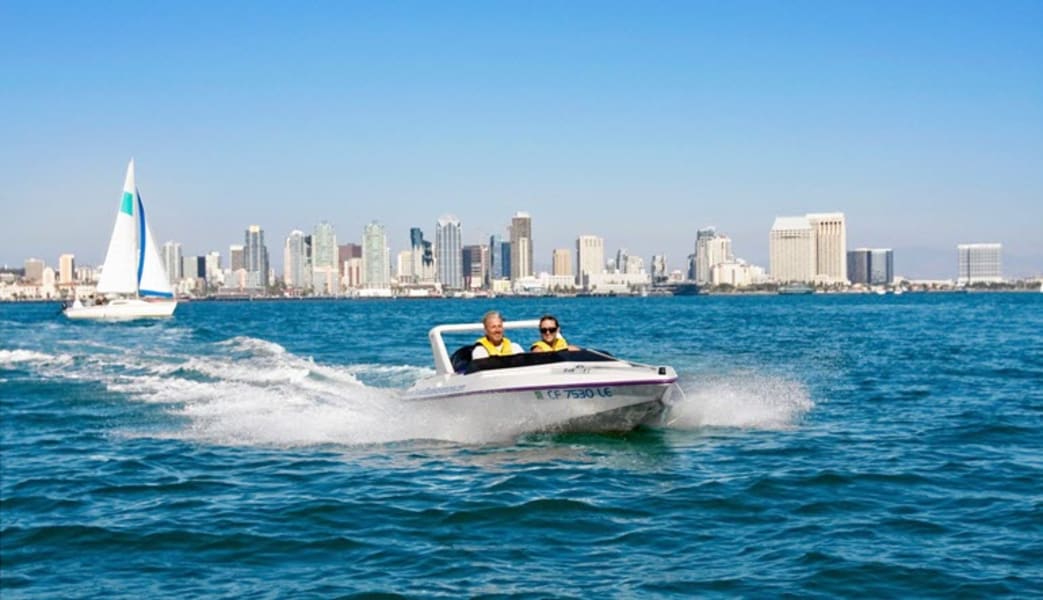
[530,314,580,352]
[471,311,525,359]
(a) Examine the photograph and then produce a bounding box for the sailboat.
[64,160,177,320]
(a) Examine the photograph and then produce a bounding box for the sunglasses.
[540,327,558,334]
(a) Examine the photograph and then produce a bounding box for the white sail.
[135,191,174,297]
[64,159,177,320]
[95,160,139,294]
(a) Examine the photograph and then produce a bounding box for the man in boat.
[530,314,580,352]
[471,311,524,359]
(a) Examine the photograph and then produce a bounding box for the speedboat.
[403,319,680,434]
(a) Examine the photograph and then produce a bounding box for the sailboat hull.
[64,298,177,320]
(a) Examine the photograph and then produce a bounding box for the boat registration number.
[535,387,613,400]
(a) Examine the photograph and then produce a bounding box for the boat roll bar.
[428,319,541,375]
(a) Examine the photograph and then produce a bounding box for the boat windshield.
[451,347,618,374]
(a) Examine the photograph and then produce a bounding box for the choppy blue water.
[2,294,1041,597]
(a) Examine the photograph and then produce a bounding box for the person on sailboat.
[471,311,524,359]
[529,314,580,352]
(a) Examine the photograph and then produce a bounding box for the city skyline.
[3,2,1041,278]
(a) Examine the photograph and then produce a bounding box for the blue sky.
[2,0,1041,278]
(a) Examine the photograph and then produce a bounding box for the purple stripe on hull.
[406,377,677,402]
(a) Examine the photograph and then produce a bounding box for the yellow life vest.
[530,336,569,352]
[476,336,515,356]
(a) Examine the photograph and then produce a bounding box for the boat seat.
[450,345,475,374]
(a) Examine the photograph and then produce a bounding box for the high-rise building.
[312,222,337,270]
[180,256,199,280]
[362,221,390,288]
[510,212,533,280]
[957,243,1002,284]
[284,230,308,289]
[847,249,870,284]
[205,252,221,283]
[162,241,183,284]
[552,248,572,277]
[488,235,513,284]
[310,222,337,294]
[847,248,894,285]
[58,254,75,284]
[615,249,629,274]
[435,215,463,290]
[409,227,435,283]
[651,255,668,285]
[869,249,893,285]
[808,213,847,283]
[695,228,734,284]
[624,255,645,275]
[338,243,361,279]
[769,216,816,283]
[576,235,605,287]
[396,250,414,281]
[229,245,245,272]
[244,225,269,289]
[462,244,486,289]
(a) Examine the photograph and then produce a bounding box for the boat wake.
[667,372,814,431]
[3,337,813,446]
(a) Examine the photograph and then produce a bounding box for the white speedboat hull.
[64,298,177,320]
[405,361,679,434]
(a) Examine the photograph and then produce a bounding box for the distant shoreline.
[3,287,1040,305]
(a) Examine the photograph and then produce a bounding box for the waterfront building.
[75,265,98,283]
[576,235,604,289]
[711,260,767,288]
[181,256,201,280]
[847,249,870,285]
[769,216,816,283]
[162,241,182,284]
[362,221,390,289]
[694,228,716,284]
[847,248,894,285]
[870,249,894,285]
[24,258,44,283]
[396,250,414,282]
[229,245,245,272]
[510,212,533,280]
[651,255,668,285]
[244,225,270,289]
[584,271,651,294]
[552,248,573,277]
[338,243,361,280]
[344,257,363,289]
[435,215,463,290]
[808,212,848,283]
[957,243,1002,284]
[408,227,436,284]
[283,230,308,290]
[204,252,221,285]
[462,244,487,289]
[312,222,337,270]
[615,249,629,274]
[623,255,645,275]
[311,222,337,294]
[695,229,734,284]
[58,254,75,285]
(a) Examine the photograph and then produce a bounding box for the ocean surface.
[2,294,1041,598]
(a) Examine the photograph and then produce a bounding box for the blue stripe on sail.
[136,191,146,287]
[139,289,174,298]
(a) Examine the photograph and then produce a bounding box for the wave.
[0,349,73,366]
